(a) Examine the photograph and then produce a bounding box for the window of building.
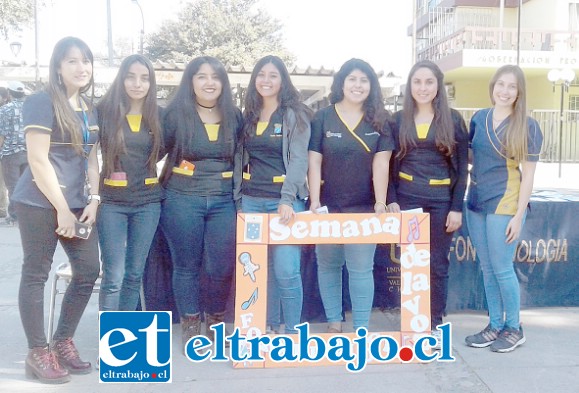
[456,7,495,29]
[429,7,456,43]
[569,95,579,121]
[417,0,429,17]
[571,2,579,29]
[429,0,443,9]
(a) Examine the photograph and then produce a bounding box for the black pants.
[16,203,100,348]
[398,194,454,327]
[1,151,29,220]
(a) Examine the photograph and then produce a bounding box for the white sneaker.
[431,329,442,350]
[266,325,279,334]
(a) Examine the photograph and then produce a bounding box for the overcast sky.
[2,0,413,76]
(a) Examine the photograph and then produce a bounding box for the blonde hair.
[489,65,528,162]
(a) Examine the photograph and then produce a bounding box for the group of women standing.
[14,35,542,384]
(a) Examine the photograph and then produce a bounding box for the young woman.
[238,55,311,334]
[387,60,468,346]
[465,65,543,353]
[308,58,394,332]
[160,56,242,348]
[11,36,100,383]
[96,54,163,312]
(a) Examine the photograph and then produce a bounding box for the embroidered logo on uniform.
[273,123,282,135]
[325,130,342,138]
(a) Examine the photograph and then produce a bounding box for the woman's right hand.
[309,200,322,214]
[387,202,401,213]
[56,210,77,238]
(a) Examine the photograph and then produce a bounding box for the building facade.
[411,0,579,161]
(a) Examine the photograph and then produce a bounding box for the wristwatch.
[88,194,101,205]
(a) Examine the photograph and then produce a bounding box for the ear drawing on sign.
[238,252,260,282]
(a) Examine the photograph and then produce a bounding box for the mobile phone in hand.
[74,222,92,239]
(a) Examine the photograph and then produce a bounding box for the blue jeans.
[161,190,236,316]
[97,202,161,311]
[242,195,305,334]
[398,193,453,327]
[316,243,376,330]
[466,209,525,330]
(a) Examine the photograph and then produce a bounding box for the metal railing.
[417,27,578,62]
[455,108,579,162]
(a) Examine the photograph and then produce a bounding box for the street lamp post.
[107,0,114,67]
[547,68,576,178]
[132,0,145,55]
[34,0,40,84]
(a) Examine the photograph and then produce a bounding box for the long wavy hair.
[489,65,528,162]
[47,36,95,155]
[329,58,389,132]
[243,55,311,137]
[398,60,455,158]
[97,54,161,177]
[161,56,238,181]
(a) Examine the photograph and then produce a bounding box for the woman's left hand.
[505,215,524,244]
[446,211,462,233]
[79,201,99,226]
[277,204,295,225]
[374,202,387,215]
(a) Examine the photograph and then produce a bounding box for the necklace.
[197,102,216,112]
[492,109,510,125]
[485,110,509,159]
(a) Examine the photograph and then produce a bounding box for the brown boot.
[25,346,71,384]
[52,337,92,375]
[181,313,201,353]
[205,311,230,346]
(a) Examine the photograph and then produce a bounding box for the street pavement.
[0,162,577,393]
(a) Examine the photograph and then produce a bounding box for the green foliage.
[146,0,294,66]
[0,0,34,40]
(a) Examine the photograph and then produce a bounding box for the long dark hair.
[398,60,455,158]
[243,55,311,136]
[164,56,237,158]
[97,54,161,177]
[47,36,95,155]
[329,58,389,132]
[161,56,239,184]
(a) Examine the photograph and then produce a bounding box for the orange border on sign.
[234,212,431,368]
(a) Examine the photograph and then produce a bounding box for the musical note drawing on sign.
[239,252,260,282]
[241,288,258,310]
[407,215,420,243]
